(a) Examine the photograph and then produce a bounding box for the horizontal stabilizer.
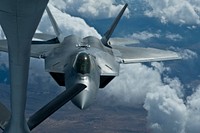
[108,37,139,46]
[112,45,181,64]
[0,102,10,130]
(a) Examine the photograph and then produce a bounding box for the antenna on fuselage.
[101,3,128,47]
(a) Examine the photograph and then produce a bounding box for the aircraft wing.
[0,39,60,58]
[112,45,181,64]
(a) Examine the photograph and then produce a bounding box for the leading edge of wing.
[108,37,140,46]
[112,45,181,64]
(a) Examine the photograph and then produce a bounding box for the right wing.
[112,45,181,64]
[0,38,60,58]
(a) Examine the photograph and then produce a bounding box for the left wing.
[112,45,181,64]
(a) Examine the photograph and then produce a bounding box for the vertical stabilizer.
[101,3,128,46]
[46,6,64,42]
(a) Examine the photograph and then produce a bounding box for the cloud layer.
[131,31,183,42]
[145,0,200,25]
[104,59,200,133]
[131,31,160,40]
[50,0,129,19]
[170,47,198,60]
[38,4,101,38]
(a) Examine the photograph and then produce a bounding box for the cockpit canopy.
[73,52,91,74]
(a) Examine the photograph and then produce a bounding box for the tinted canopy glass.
[74,52,91,74]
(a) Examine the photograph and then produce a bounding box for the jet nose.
[71,89,96,110]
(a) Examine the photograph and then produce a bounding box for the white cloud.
[151,62,170,74]
[104,63,167,106]
[50,0,130,19]
[165,33,183,41]
[145,0,200,25]
[38,4,101,38]
[104,62,188,133]
[131,31,160,40]
[131,31,183,42]
[144,86,187,133]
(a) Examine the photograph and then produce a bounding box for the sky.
[1,0,200,133]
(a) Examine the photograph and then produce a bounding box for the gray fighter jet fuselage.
[47,35,119,109]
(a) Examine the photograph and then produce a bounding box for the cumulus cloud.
[38,4,101,38]
[103,61,191,133]
[104,59,200,133]
[130,31,183,42]
[104,63,169,106]
[145,0,200,25]
[151,62,170,74]
[144,86,187,133]
[50,0,129,19]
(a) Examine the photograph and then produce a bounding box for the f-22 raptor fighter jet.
[32,4,180,109]
[0,3,180,132]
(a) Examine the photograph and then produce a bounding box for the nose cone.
[71,89,96,110]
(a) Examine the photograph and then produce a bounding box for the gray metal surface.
[112,45,181,64]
